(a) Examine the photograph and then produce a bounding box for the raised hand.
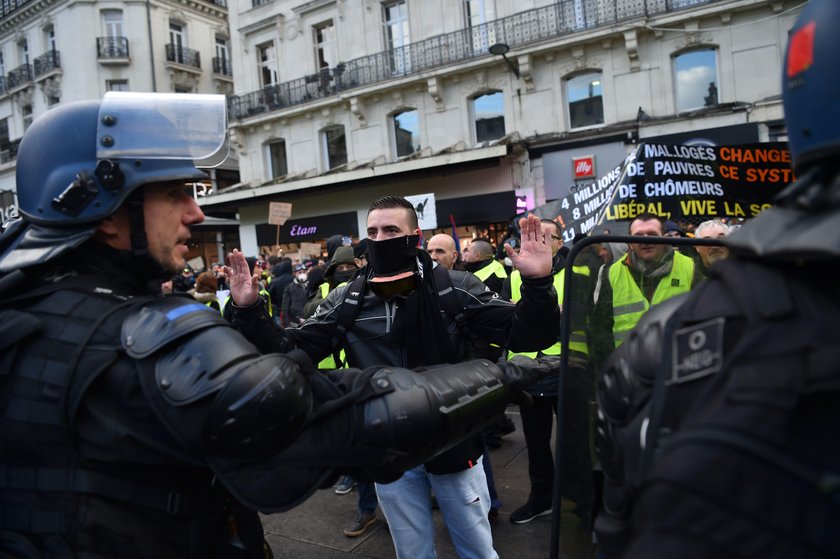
[223,249,260,307]
[506,214,552,278]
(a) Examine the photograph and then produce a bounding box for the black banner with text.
[522,142,793,242]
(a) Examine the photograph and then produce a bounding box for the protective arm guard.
[121,298,555,512]
[346,355,556,482]
[122,297,316,461]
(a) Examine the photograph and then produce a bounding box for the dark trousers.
[519,366,594,507]
[358,481,377,515]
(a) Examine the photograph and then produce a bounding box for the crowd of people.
[163,211,734,553]
[1,2,837,557]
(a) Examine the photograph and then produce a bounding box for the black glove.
[496,354,561,395]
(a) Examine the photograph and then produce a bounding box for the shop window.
[566,71,603,129]
[674,48,718,112]
[393,108,419,158]
[473,91,505,143]
[322,125,347,169]
[267,140,288,179]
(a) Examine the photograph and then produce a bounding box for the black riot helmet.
[0,92,227,273]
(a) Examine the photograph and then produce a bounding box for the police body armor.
[0,272,551,558]
[595,255,840,558]
[0,281,234,558]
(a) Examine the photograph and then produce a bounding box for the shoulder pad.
[0,309,42,353]
[122,296,229,358]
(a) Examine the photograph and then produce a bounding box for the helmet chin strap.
[125,189,170,290]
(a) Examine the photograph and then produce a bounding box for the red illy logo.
[573,155,596,179]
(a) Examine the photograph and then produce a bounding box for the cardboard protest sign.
[522,142,794,240]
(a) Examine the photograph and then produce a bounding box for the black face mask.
[331,269,356,285]
[367,234,420,278]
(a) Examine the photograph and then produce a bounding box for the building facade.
[207,0,797,256]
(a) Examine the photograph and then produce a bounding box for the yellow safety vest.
[609,251,694,347]
[318,281,347,370]
[473,259,508,283]
[507,265,590,359]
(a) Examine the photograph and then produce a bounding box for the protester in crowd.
[224,196,560,559]
[693,218,731,275]
[463,237,508,295]
[268,258,293,322]
[596,4,840,556]
[502,219,596,526]
[426,233,460,271]
[190,270,220,311]
[172,264,195,293]
[591,213,702,369]
[281,263,310,327]
[0,93,555,558]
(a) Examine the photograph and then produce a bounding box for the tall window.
[107,79,129,91]
[383,1,410,74]
[215,37,229,61]
[322,125,347,169]
[314,20,336,70]
[44,27,55,52]
[567,71,604,129]
[257,42,277,87]
[169,23,185,63]
[393,109,419,157]
[267,140,288,179]
[0,51,5,77]
[102,10,124,37]
[22,105,33,131]
[465,0,496,54]
[674,49,718,112]
[473,91,505,143]
[17,39,28,65]
[215,36,230,75]
[0,118,10,162]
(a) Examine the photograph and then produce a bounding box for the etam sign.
[572,155,596,180]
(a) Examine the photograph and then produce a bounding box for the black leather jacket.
[230,261,559,371]
[228,260,560,474]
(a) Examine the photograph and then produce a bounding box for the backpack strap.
[329,274,367,367]
[431,265,467,334]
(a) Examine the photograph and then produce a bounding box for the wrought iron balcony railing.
[33,50,60,77]
[7,64,33,90]
[213,57,233,77]
[0,139,21,164]
[165,44,201,69]
[97,37,130,59]
[230,0,724,120]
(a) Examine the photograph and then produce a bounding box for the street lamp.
[488,42,520,79]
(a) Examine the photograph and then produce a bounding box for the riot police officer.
[0,92,551,558]
[594,2,840,557]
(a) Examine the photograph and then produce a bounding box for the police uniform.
[594,3,840,556]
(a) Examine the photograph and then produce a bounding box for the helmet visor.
[96,92,228,167]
